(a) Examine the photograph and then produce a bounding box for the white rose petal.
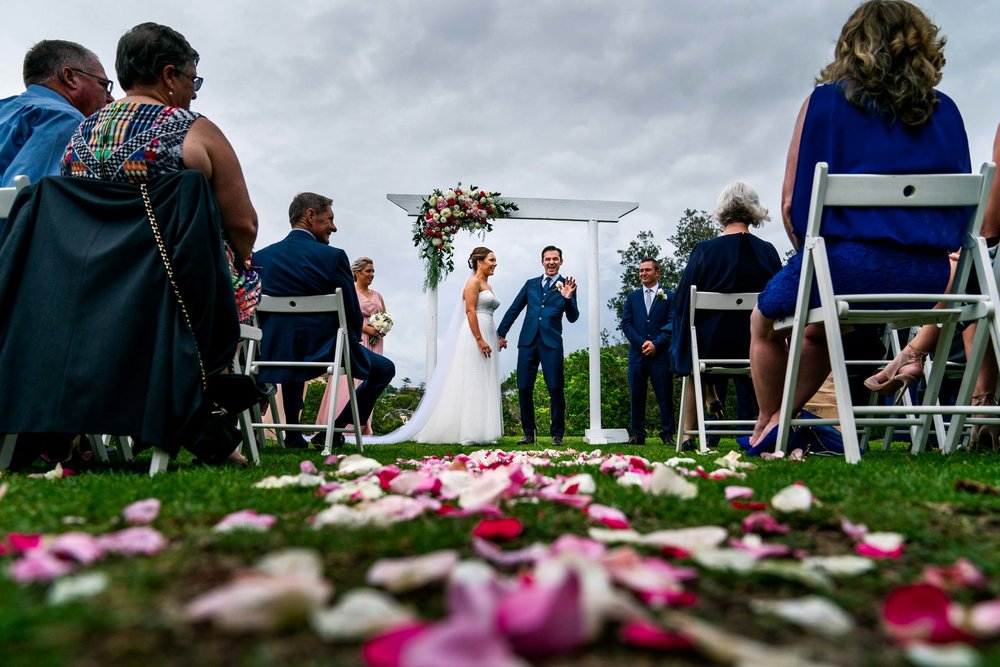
[47,572,109,605]
[802,555,876,577]
[336,454,382,477]
[904,643,981,667]
[750,596,855,637]
[694,548,757,573]
[311,588,415,641]
[366,550,459,593]
[647,463,698,499]
[771,484,813,513]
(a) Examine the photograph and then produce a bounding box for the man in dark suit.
[621,258,675,445]
[253,192,395,448]
[497,245,579,445]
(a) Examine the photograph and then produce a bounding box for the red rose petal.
[472,517,523,541]
[882,584,975,645]
[362,622,429,667]
[619,620,694,650]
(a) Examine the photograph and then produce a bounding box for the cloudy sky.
[3,0,997,383]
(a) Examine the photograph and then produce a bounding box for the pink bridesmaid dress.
[315,288,385,434]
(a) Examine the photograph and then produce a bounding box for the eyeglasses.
[175,70,204,92]
[71,68,114,94]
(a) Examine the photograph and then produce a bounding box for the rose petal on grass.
[619,620,694,651]
[311,588,415,641]
[640,526,728,552]
[213,510,277,533]
[254,474,325,489]
[729,534,792,559]
[882,584,974,645]
[771,484,813,513]
[336,454,382,476]
[47,572,108,605]
[730,500,768,511]
[459,470,513,511]
[750,596,854,637]
[741,512,790,535]
[362,622,431,667]
[9,551,75,582]
[648,464,698,499]
[7,533,42,553]
[400,618,527,667]
[725,486,754,500]
[122,498,160,525]
[840,517,868,540]
[300,460,318,475]
[693,548,757,573]
[559,473,595,495]
[585,504,630,530]
[714,451,756,470]
[922,558,987,591]
[472,518,523,541]
[97,527,166,556]
[857,532,905,559]
[49,532,103,565]
[968,599,1000,637]
[904,642,981,667]
[367,550,459,593]
[473,537,550,567]
[497,564,587,656]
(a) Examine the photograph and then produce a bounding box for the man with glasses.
[0,40,113,190]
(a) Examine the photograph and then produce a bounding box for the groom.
[498,245,579,446]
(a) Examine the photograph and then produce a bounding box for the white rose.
[555,281,564,289]
[433,212,440,221]
[445,189,456,199]
[428,195,438,206]
[440,208,451,218]
[431,238,443,247]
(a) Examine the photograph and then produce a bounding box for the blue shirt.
[0,85,84,187]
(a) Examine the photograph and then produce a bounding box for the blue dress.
[757,83,972,319]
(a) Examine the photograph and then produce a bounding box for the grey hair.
[288,192,332,225]
[23,40,98,87]
[351,256,373,275]
[713,181,771,228]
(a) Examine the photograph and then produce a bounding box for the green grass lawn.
[1,438,999,667]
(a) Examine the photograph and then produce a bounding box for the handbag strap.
[140,183,208,392]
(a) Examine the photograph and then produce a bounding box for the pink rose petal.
[49,532,104,565]
[741,512,790,535]
[97,527,166,556]
[619,620,694,650]
[497,567,587,656]
[300,460,318,475]
[585,504,631,530]
[362,622,430,667]
[472,517,523,541]
[882,584,974,645]
[921,558,987,591]
[856,532,905,560]
[473,537,549,567]
[725,486,754,500]
[213,510,277,533]
[122,498,161,525]
[8,533,42,553]
[969,599,1000,637]
[9,551,75,582]
[841,517,869,540]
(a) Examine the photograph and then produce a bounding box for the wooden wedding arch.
[387,195,638,445]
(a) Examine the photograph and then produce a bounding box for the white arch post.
[387,195,638,444]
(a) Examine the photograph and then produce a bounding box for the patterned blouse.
[61,103,200,182]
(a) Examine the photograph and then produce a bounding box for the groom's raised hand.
[559,276,577,298]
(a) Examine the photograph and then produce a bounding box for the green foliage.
[372,386,423,434]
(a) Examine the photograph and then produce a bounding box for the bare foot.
[228,450,249,468]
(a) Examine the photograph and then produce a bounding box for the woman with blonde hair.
[315,256,387,436]
[746,0,971,454]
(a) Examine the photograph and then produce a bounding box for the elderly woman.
[61,22,259,323]
[670,182,781,451]
[747,0,971,454]
[313,256,388,439]
[60,22,260,464]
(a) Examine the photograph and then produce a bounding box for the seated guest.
[1,39,113,187]
[670,182,781,450]
[620,258,675,446]
[747,0,971,453]
[316,256,388,436]
[254,193,395,448]
[61,22,260,324]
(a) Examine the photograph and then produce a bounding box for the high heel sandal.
[706,399,725,420]
[863,347,927,398]
[970,393,1000,452]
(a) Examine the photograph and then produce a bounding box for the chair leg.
[148,448,170,476]
[89,434,109,463]
[675,376,688,454]
[0,434,16,469]
[238,409,260,465]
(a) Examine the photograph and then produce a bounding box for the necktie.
[645,288,653,313]
[543,277,552,291]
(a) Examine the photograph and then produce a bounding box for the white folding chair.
[248,291,364,455]
[775,162,998,462]
[0,174,30,218]
[676,289,758,453]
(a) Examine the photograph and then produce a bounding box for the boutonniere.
[656,288,667,301]
[555,281,564,290]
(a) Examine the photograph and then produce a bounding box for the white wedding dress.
[364,289,504,445]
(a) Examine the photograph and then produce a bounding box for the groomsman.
[621,258,675,445]
[498,246,579,445]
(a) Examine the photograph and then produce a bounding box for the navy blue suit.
[253,229,394,427]
[497,275,579,437]
[621,285,675,440]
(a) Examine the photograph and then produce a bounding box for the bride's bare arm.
[464,278,491,357]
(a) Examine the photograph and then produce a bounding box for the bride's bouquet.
[368,311,393,345]
[413,183,518,290]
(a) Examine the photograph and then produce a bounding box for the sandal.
[970,393,1000,452]
[863,346,927,399]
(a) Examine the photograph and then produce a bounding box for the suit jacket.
[621,285,673,366]
[0,171,238,454]
[253,229,369,383]
[498,274,579,349]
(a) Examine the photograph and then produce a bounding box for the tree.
[660,208,718,289]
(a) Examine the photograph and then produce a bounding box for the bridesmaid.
[315,256,387,435]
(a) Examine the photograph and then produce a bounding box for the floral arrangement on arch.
[412,183,518,290]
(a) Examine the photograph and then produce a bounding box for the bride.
[364,247,503,445]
